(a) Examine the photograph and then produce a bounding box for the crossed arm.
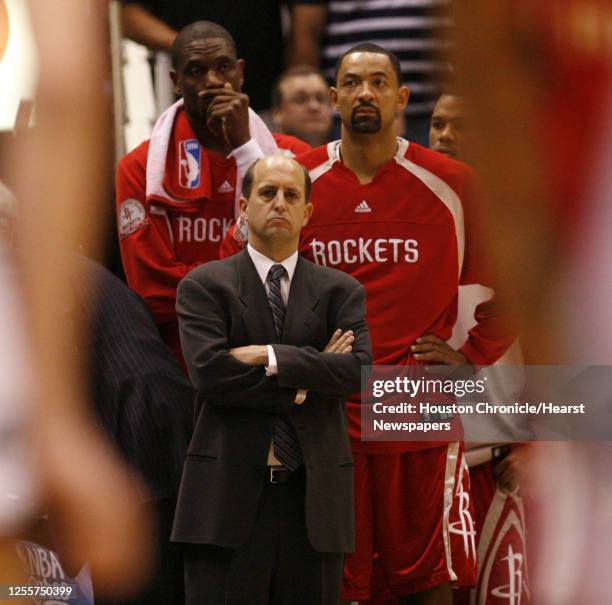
[252,283,370,396]
[177,277,371,410]
[231,327,358,404]
[231,328,355,365]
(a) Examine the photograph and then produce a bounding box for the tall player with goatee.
[296,43,513,605]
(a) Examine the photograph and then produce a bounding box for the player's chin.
[350,117,381,134]
[434,146,458,159]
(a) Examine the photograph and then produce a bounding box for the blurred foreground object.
[454,2,612,604]
[2,0,152,597]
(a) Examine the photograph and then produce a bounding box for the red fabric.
[297,141,514,452]
[513,1,612,247]
[116,113,301,361]
[343,446,477,601]
[219,223,246,258]
[454,461,529,605]
[272,132,311,157]
[161,111,215,202]
[116,111,236,327]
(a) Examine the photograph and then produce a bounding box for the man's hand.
[493,446,527,493]
[411,335,468,366]
[230,345,268,366]
[202,83,250,148]
[324,329,354,353]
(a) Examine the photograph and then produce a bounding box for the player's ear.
[236,58,245,87]
[170,70,181,96]
[239,195,249,219]
[397,85,409,111]
[329,87,339,111]
[303,202,314,226]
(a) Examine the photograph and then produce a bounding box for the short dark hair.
[171,21,237,70]
[436,88,462,102]
[335,42,402,86]
[242,157,312,202]
[270,65,328,109]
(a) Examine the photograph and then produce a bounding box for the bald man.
[172,155,372,605]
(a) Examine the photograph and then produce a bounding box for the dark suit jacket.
[171,249,371,553]
[73,256,194,501]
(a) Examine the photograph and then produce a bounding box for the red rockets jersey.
[117,137,236,359]
[297,139,513,452]
[116,110,308,360]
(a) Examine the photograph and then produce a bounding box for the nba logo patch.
[179,139,201,189]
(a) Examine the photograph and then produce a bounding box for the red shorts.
[342,444,477,601]
[453,461,530,605]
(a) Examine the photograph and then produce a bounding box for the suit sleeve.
[272,282,372,395]
[116,152,201,325]
[456,169,517,365]
[176,276,296,413]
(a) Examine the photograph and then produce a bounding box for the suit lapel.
[283,257,321,345]
[237,249,277,343]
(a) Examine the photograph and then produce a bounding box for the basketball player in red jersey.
[296,43,513,604]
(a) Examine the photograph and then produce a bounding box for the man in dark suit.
[172,155,372,604]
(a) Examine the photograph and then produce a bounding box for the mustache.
[351,103,380,117]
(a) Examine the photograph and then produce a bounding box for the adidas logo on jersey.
[218,180,234,193]
[355,200,371,213]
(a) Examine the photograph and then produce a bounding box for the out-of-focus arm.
[288,3,328,67]
[121,3,176,51]
[11,0,152,597]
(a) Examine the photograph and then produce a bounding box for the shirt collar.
[247,243,298,285]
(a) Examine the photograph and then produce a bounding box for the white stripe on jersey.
[442,441,461,583]
[309,141,340,183]
[394,138,465,278]
[308,138,465,279]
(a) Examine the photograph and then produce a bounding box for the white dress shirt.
[246,244,297,377]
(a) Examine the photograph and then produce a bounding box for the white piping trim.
[164,213,174,245]
[394,141,465,278]
[308,140,339,183]
[442,441,460,582]
[149,206,166,216]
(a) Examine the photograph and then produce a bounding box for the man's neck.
[339,128,398,185]
[248,239,298,263]
[186,113,233,156]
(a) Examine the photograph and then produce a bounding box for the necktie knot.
[268,264,286,283]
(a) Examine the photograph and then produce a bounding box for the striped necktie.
[267,264,303,471]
